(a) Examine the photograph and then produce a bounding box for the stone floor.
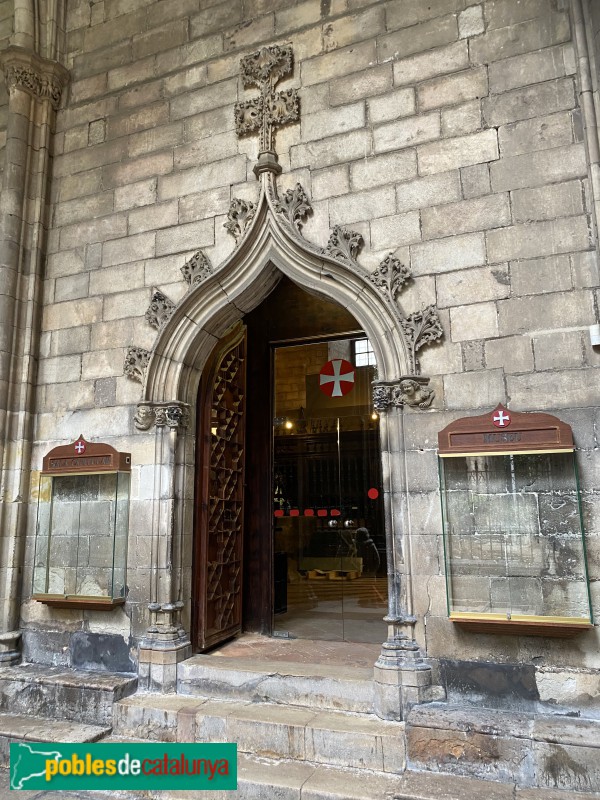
[209,631,382,667]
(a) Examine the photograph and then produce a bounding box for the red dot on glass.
[331,509,341,517]
[274,510,284,517]
[290,509,300,517]
[317,509,328,517]
[368,488,379,500]
[304,509,314,517]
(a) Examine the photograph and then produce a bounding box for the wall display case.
[33,437,130,610]
[438,405,593,637]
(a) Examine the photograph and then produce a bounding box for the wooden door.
[194,325,246,651]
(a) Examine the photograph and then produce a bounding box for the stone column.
[134,402,192,693]
[372,380,444,720]
[0,46,68,664]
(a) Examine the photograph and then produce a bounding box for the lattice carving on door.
[201,336,246,648]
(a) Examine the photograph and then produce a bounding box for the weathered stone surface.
[421,194,510,239]
[411,232,487,275]
[418,68,488,112]
[418,129,499,175]
[487,217,590,262]
[437,265,509,307]
[490,143,587,191]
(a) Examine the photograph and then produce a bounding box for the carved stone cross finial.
[235,45,299,176]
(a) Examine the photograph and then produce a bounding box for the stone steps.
[0,711,110,766]
[0,663,137,725]
[177,654,374,713]
[113,693,405,775]
[407,703,600,792]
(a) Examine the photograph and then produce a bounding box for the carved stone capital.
[373,378,435,411]
[0,46,69,111]
[134,401,190,431]
[124,347,150,384]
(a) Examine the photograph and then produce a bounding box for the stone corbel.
[134,401,191,431]
[373,378,435,411]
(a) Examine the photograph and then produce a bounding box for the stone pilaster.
[0,46,68,663]
[135,401,192,693]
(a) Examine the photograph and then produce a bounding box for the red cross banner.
[319,359,355,397]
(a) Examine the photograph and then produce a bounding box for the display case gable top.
[42,436,131,474]
[438,404,574,456]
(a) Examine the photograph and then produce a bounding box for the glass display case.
[33,436,130,609]
[438,405,593,637]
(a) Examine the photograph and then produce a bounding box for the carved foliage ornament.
[224,198,257,244]
[274,183,312,230]
[1,48,69,112]
[145,291,176,330]
[325,226,363,264]
[181,250,213,286]
[124,347,150,384]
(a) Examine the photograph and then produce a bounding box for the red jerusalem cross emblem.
[492,409,511,428]
[74,438,86,454]
[319,359,355,397]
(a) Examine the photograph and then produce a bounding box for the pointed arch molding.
[127,171,443,419]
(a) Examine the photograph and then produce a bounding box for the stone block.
[533,331,584,371]
[411,232,486,275]
[374,112,441,154]
[94,377,117,407]
[571,250,599,288]
[302,102,365,141]
[275,0,321,35]
[132,19,188,60]
[418,67,488,112]
[385,0,465,29]
[102,288,149,321]
[329,185,396,227]
[497,291,594,336]
[128,201,179,235]
[159,156,247,200]
[485,0,557,30]
[301,40,376,86]
[379,14,458,63]
[485,336,534,373]
[484,78,575,129]
[107,102,170,142]
[174,130,239,171]
[491,143,587,191]
[460,163,490,198]
[38,354,82,385]
[418,129,499,175]
[114,178,157,211]
[422,193,510,239]
[54,139,127,180]
[291,129,370,170]
[107,56,156,93]
[118,80,163,111]
[470,13,571,65]
[128,123,184,160]
[155,219,214,257]
[370,211,422,250]
[44,380,95,411]
[223,14,275,51]
[101,233,155,269]
[330,64,393,107]
[178,186,231,223]
[43,298,103,331]
[511,180,583,223]
[55,193,115,230]
[444,368,505,410]
[393,40,469,87]
[82,348,126,380]
[103,152,173,190]
[459,4,485,37]
[442,99,483,137]
[487,217,590,263]
[169,78,238,121]
[450,301,499,342]
[488,45,568,94]
[367,87,416,126]
[437,265,509,308]
[54,272,90,303]
[311,165,349,201]
[533,741,600,792]
[322,5,385,50]
[190,0,242,38]
[58,169,103,203]
[396,171,461,212]
[350,151,416,191]
[49,326,92,357]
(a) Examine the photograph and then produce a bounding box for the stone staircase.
[0,662,137,764]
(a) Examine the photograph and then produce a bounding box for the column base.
[0,631,21,665]
[138,631,191,694]
[373,638,445,720]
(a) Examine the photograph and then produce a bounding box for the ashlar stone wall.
[17,0,600,700]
